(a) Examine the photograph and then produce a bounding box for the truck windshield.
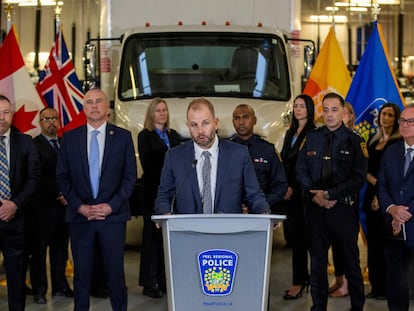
[118,31,290,101]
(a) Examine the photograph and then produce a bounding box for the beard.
[192,131,215,148]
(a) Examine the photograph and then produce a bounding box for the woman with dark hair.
[281,94,316,299]
[138,98,180,298]
[364,102,401,300]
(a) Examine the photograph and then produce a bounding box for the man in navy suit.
[29,107,73,304]
[0,94,40,311]
[377,104,414,311]
[155,97,268,215]
[56,88,137,311]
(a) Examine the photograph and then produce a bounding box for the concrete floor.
[0,219,409,311]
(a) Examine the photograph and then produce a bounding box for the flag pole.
[54,2,62,39]
[34,0,41,72]
[4,4,14,33]
[371,2,381,22]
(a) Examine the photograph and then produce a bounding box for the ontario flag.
[0,26,44,136]
[303,26,351,120]
[346,21,405,142]
[36,26,85,135]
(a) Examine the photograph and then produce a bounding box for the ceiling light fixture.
[335,0,399,6]
[3,0,63,6]
[310,15,348,23]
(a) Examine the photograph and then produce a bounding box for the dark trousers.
[139,213,165,290]
[331,202,359,277]
[30,220,70,295]
[307,202,365,311]
[70,221,127,311]
[0,225,26,311]
[286,193,309,285]
[331,239,345,276]
[384,239,414,311]
[365,208,386,296]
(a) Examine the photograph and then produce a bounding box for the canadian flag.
[0,26,45,137]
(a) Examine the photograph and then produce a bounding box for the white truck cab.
[112,25,293,151]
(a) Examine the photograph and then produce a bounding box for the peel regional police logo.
[198,249,238,296]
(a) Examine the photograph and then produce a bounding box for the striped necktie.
[0,136,11,200]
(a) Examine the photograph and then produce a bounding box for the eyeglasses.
[399,118,414,126]
[40,117,58,122]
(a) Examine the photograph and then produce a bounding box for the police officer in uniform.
[231,104,287,212]
[296,93,368,311]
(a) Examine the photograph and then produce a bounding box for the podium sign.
[152,214,285,311]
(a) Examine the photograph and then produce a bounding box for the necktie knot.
[50,139,59,151]
[202,151,211,158]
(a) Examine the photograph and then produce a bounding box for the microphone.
[170,159,197,214]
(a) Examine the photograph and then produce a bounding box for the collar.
[87,122,107,135]
[324,123,346,136]
[41,133,58,141]
[0,128,11,139]
[231,134,257,146]
[404,141,414,150]
[154,127,168,136]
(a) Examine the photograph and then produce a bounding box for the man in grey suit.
[57,88,137,311]
[378,104,414,311]
[155,97,268,215]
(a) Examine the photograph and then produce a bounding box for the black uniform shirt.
[230,134,287,207]
[296,124,368,200]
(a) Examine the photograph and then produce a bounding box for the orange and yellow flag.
[303,27,351,119]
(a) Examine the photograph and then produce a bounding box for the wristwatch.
[323,191,330,200]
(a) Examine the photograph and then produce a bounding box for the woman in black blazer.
[281,94,315,299]
[138,98,180,298]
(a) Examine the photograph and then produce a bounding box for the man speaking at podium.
[155,98,269,215]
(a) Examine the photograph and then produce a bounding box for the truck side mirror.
[303,44,315,79]
[83,43,98,92]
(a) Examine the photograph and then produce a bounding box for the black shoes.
[283,284,309,300]
[366,292,387,300]
[34,295,47,304]
[90,288,109,298]
[52,287,74,298]
[143,286,164,298]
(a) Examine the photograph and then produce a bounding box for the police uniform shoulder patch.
[360,141,369,158]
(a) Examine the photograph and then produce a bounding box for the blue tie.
[89,130,100,198]
[0,136,11,200]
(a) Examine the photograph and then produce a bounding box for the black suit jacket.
[378,140,414,247]
[1,130,41,232]
[29,134,62,236]
[138,128,180,214]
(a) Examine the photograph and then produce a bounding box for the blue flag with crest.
[346,21,405,142]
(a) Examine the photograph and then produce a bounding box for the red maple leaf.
[12,105,38,133]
